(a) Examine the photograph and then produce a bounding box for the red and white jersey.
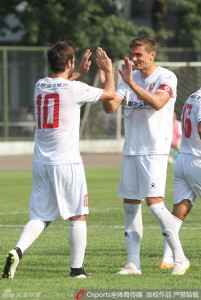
[116,66,177,155]
[33,77,103,164]
[180,88,201,157]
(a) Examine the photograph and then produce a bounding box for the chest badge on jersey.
[148,83,156,91]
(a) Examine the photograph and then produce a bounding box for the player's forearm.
[99,71,117,108]
[102,89,123,113]
[102,99,119,113]
[102,71,115,95]
[127,80,168,111]
[198,121,201,139]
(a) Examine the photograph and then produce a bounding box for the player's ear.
[66,60,71,69]
[150,51,156,60]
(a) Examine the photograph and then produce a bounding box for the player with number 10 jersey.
[34,78,102,165]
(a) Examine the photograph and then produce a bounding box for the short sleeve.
[158,71,177,98]
[116,79,127,99]
[73,81,103,105]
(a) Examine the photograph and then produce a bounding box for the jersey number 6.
[182,103,193,138]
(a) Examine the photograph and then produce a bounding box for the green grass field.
[0,165,201,300]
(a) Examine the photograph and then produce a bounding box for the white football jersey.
[116,66,177,155]
[180,88,201,157]
[33,77,103,164]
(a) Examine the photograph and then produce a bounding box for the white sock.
[16,219,46,254]
[162,216,183,264]
[124,203,143,269]
[69,221,87,268]
[149,202,186,262]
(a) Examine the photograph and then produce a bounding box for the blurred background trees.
[1,0,201,58]
[8,0,155,58]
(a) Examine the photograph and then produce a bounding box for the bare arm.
[69,49,92,81]
[98,64,123,113]
[198,121,201,139]
[95,47,115,101]
[119,57,171,111]
[102,92,123,113]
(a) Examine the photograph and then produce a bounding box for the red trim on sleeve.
[158,84,173,96]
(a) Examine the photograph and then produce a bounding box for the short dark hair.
[129,36,157,53]
[47,40,76,73]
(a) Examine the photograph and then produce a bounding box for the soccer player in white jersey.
[101,36,189,275]
[2,41,115,279]
[161,88,201,274]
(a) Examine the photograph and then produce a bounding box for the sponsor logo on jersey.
[190,93,201,101]
[36,82,68,89]
[125,100,149,109]
[124,90,153,110]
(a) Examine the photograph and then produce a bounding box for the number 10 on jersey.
[37,93,60,129]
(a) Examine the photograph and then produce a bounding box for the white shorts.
[173,153,201,206]
[29,163,89,221]
[118,155,168,200]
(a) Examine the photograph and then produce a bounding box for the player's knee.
[172,199,192,221]
[70,215,87,221]
[123,203,141,214]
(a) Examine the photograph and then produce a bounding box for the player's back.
[33,77,82,165]
[180,88,201,157]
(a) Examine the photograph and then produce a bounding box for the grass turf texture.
[0,166,201,299]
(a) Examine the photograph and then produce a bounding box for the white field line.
[0,207,146,215]
[0,208,121,215]
[0,224,200,230]
[0,209,200,230]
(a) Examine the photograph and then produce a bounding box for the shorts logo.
[83,195,88,207]
[151,183,156,189]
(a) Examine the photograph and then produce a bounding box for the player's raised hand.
[118,57,133,85]
[78,49,92,75]
[99,68,114,86]
[96,47,113,73]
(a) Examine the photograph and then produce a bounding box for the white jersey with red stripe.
[116,66,177,155]
[180,88,201,157]
[33,77,103,165]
